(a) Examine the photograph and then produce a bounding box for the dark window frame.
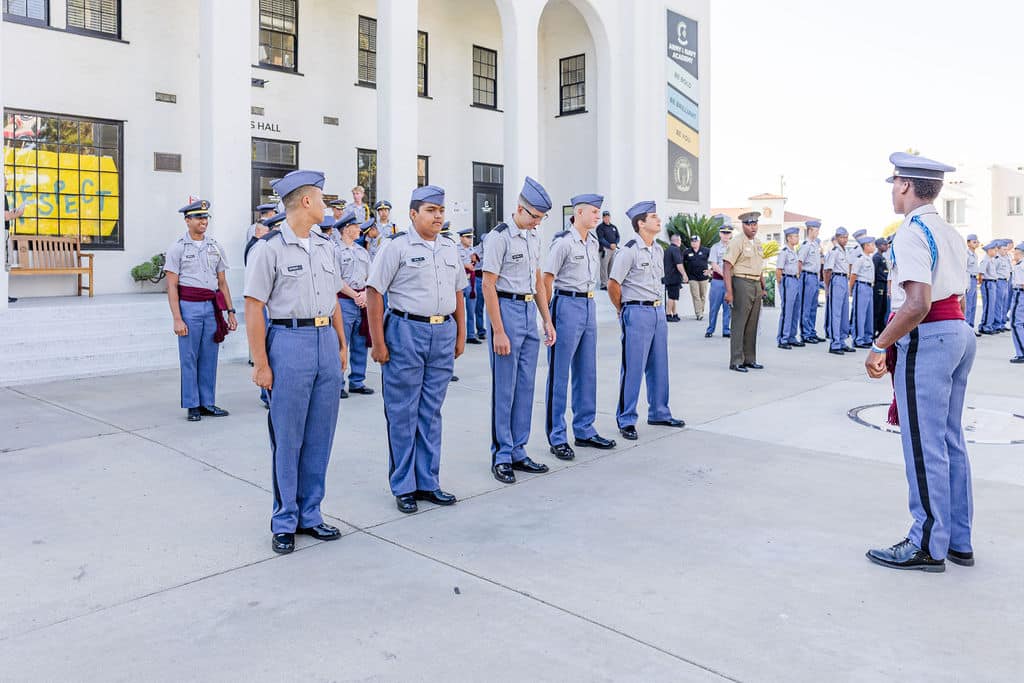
[356,148,377,207]
[3,0,49,26]
[417,30,429,97]
[417,155,429,188]
[472,45,498,109]
[558,53,586,116]
[357,15,377,87]
[65,0,122,40]
[3,107,125,251]
[251,137,300,169]
[258,0,299,73]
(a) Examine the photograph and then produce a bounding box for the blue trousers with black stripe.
[799,271,819,340]
[473,273,487,338]
[964,276,978,328]
[894,320,975,560]
[382,314,456,495]
[490,298,539,465]
[463,284,479,341]
[546,295,598,446]
[339,296,369,390]
[1011,288,1024,357]
[980,280,998,332]
[852,280,874,346]
[267,324,343,534]
[776,274,800,344]
[997,279,1010,328]
[178,299,220,409]
[616,304,673,428]
[825,274,851,350]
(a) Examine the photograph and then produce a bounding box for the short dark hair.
[409,199,424,212]
[906,178,942,201]
[631,213,648,231]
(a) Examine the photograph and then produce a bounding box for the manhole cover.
[849,404,1024,445]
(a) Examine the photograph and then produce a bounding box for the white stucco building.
[1,0,711,306]
[938,163,1024,244]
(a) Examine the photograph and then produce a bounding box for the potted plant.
[131,253,167,291]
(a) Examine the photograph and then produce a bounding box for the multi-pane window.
[417,156,429,187]
[473,46,497,108]
[357,149,377,206]
[1008,196,1023,217]
[943,199,965,225]
[66,0,120,37]
[358,16,377,85]
[417,31,429,97]
[252,139,298,167]
[3,0,48,24]
[258,0,297,70]
[559,54,586,115]
[3,110,123,249]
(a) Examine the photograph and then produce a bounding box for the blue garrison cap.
[626,201,656,221]
[319,213,337,229]
[256,202,277,213]
[834,227,849,237]
[374,199,392,211]
[520,176,553,213]
[571,193,604,209]
[966,233,978,242]
[886,152,956,183]
[784,226,800,237]
[411,184,445,206]
[1016,242,1024,252]
[857,234,875,246]
[360,218,377,234]
[458,228,473,237]
[1000,238,1013,247]
[261,212,286,228]
[179,199,211,218]
[852,229,868,238]
[333,209,359,230]
[271,170,326,199]
[805,219,821,229]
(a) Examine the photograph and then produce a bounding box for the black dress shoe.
[1011,357,1024,364]
[477,333,487,340]
[729,364,748,372]
[511,457,549,473]
[828,348,845,355]
[648,418,685,428]
[414,489,458,505]
[778,343,792,350]
[466,337,483,344]
[575,434,616,449]
[492,463,516,484]
[842,346,856,353]
[704,331,713,338]
[947,548,975,567]
[742,362,764,370]
[297,523,341,540]
[619,425,638,440]
[791,341,805,347]
[395,494,418,513]
[854,343,872,349]
[866,538,944,572]
[187,408,202,422]
[272,533,295,554]
[723,333,731,338]
[349,386,375,395]
[7,297,16,303]
[804,337,820,344]
[549,443,575,460]
[450,375,460,382]
[339,388,349,399]
[200,405,229,417]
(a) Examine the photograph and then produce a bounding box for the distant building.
[712,193,820,244]
[938,164,1024,244]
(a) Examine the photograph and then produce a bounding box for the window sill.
[253,64,304,76]
[419,94,433,100]
[470,103,503,113]
[64,26,128,43]
[2,14,50,29]
[556,109,588,118]
[354,81,377,90]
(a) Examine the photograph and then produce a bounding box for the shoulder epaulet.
[440,232,456,241]
[801,240,807,245]
[625,239,637,248]
[312,231,330,241]
[494,223,508,233]
[387,230,407,240]
[553,230,569,239]
[260,229,282,242]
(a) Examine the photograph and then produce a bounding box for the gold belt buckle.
[429,315,445,324]
[586,291,594,298]
[653,299,663,307]
[314,316,330,327]
[524,294,535,302]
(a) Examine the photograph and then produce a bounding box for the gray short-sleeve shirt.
[544,229,601,292]
[609,238,665,301]
[481,221,541,295]
[164,233,229,291]
[366,229,468,316]
[243,222,342,319]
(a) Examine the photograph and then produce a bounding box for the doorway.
[251,138,299,219]
[472,162,503,239]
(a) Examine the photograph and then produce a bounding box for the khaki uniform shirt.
[723,232,763,278]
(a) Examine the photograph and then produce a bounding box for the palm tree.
[666,213,722,247]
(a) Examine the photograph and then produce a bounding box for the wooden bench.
[8,234,94,296]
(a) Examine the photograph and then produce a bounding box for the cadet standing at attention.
[164,200,237,422]
[798,220,823,344]
[470,231,489,341]
[964,234,980,333]
[824,227,854,354]
[1010,242,1024,363]
[865,152,974,572]
[244,170,348,555]
[608,201,685,439]
[334,208,375,398]
[366,185,466,513]
[872,237,891,339]
[481,178,556,483]
[374,200,396,236]
[996,239,1013,332]
[723,211,765,372]
[850,234,877,348]
[544,193,617,460]
[775,226,802,349]
[457,228,482,344]
[705,216,733,338]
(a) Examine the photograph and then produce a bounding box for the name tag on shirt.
[408,256,427,264]
[640,261,650,268]
[511,253,524,262]
[573,255,584,261]
[287,265,303,272]
[184,254,195,259]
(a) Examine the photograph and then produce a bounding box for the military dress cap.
[256,202,277,212]
[805,219,822,228]
[690,234,701,241]
[966,233,978,241]
[520,176,553,213]
[784,226,800,236]
[327,199,346,208]
[333,208,359,230]
[886,152,956,183]
[625,200,656,221]
[602,210,610,216]
[713,213,733,230]
[738,211,761,223]
[179,199,211,218]
[271,169,326,198]
[359,218,376,234]
[441,221,451,233]
[857,234,875,246]
[834,227,849,237]
[571,193,604,209]
[411,184,445,206]
[374,199,392,211]
[457,227,473,237]
[261,211,286,227]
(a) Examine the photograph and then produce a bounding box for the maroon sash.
[338,288,372,347]
[178,285,230,343]
[467,269,477,298]
[885,294,965,425]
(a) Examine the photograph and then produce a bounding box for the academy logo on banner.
[666,10,699,202]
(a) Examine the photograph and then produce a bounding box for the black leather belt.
[271,317,331,328]
[623,300,663,307]
[983,278,996,282]
[497,291,535,302]
[783,274,799,279]
[555,289,595,298]
[390,310,452,324]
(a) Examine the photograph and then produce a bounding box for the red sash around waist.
[338,288,372,347]
[178,285,229,344]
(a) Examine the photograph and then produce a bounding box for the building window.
[417,156,429,187]
[358,16,376,86]
[356,148,377,206]
[66,0,120,38]
[1008,196,1023,216]
[472,162,503,185]
[3,0,48,25]
[472,46,497,108]
[252,138,298,167]
[417,31,429,97]
[258,0,297,71]
[3,109,124,250]
[943,198,965,225]
[559,54,586,115]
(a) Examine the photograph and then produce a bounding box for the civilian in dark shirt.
[872,238,890,337]
[596,211,620,289]
[4,195,25,303]
[662,234,686,321]
[683,235,711,320]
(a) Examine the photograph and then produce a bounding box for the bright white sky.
[709,0,1023,232]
